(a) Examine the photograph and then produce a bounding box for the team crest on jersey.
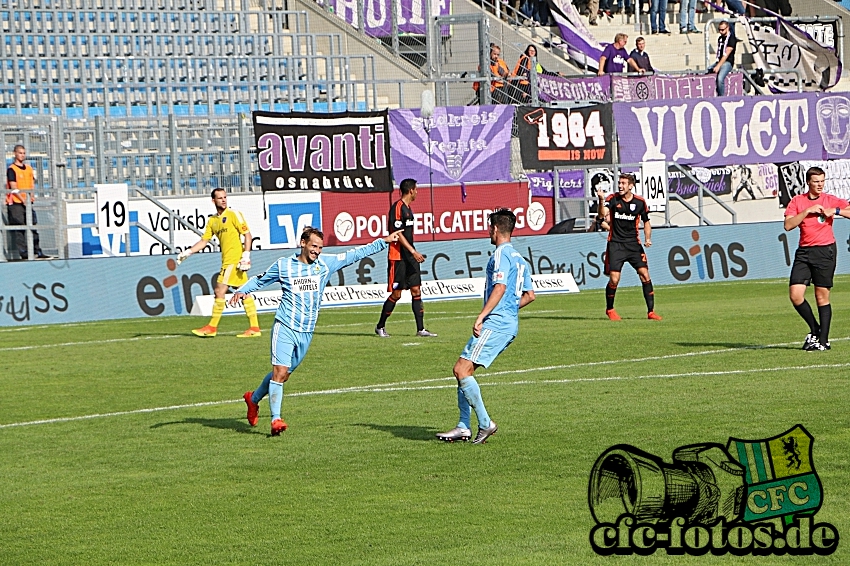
[630,203,636,211]
[727,425,823,522]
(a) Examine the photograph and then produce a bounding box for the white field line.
[0,335,184,352]
[1,358,847,430]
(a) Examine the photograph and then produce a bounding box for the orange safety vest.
[6,163,34,205]
[473,58,510,93]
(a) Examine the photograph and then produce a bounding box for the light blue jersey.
[481,242,533,337]
[237,238,388,333]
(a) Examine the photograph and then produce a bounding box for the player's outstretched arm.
[326,231,403,274]
[176,238,210,265]
[227,260,281,306]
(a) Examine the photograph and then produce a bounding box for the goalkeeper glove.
[237,251,251,271]
[176,249,193,265]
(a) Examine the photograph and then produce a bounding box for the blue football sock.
[252,372,273,405]
[459,376,490,429]
[268,381,284,421]
[456,386,471,430]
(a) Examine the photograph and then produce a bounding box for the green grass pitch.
[1,277,849,565]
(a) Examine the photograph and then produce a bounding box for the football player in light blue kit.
[437,209,535,444]
[230,226,402,436]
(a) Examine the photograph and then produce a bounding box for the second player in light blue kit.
[436,209,535,444]
[230,226,401,436]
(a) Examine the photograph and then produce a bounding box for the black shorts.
[790,244,837,288]
[605,240,647,274]
[387,257,422,292]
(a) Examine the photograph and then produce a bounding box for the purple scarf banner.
[321,0,449,36]
[527,170,585,198]
[537,75,611,103]
[613,91,850,168]
[388,105,514,184]
[611,73,743,102]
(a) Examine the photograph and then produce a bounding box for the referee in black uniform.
[601,173,662,321]
[375,178,437,338]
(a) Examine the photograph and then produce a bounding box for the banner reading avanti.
[388,105,514,184]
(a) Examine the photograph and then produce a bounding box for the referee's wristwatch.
[836,207,842,218]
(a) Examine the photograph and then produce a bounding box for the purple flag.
[548,0,605,72]
[388,105,514,184]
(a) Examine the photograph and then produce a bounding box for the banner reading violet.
[388,105,514,185]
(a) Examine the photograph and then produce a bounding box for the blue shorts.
[271,321,314,371]
[460,328,515,368]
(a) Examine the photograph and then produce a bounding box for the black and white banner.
[516,105,614,169]
[742,18,841,92]
[253,110,393,193]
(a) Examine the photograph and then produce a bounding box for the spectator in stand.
[627,37,654,74]
[724,0,745,15]
[649,0,671,34]
[679,0,702,34]
[614,0,634,15]
[598,33,630,75]
[587,0,613,26]
[473,44,513,104]
[711,20,737,96]
[514,45,566,100]
[536,0,553,26]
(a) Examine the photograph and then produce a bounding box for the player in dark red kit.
[375,178,437,338]
[601,173,661,321]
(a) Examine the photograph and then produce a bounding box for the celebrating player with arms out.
[176,188,260,338]
[784,166,849,351]
[233,227,402,435]
[601,173,661,321]
[436,209,535,445]
[375,178,437,338]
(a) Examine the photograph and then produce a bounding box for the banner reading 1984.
[253,110,393,193]
[517,104,614,169]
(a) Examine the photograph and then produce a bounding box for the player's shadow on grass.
[313,331,384,337]
[353,423,438,441]
[523,315,600,321]
[151,417,259,434]
[674,342,797,350]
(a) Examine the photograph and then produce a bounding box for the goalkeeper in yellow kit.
[176,188,261,338]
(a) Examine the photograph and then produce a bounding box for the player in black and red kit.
[375,178,437,338]
[601,173,662,321]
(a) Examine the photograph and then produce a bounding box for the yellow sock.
[243,295,259,329]
[209,298,225,328]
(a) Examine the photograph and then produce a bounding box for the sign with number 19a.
[638,161,667,212]
[95,183,129,256]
